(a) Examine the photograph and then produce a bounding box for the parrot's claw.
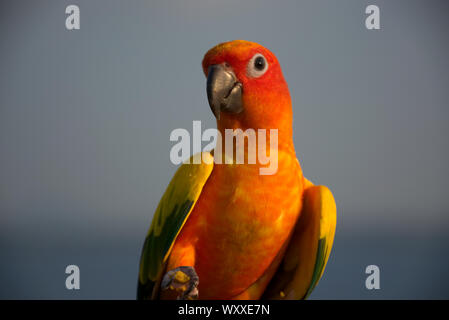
[161,266,199,300]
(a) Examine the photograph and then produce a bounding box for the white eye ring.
[246,53,268,78]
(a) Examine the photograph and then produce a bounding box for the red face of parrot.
[202,40,293,135]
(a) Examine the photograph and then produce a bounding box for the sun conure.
[137,40,337,300]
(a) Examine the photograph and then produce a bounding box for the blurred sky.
[1,0,449,299]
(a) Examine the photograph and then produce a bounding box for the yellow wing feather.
[137,152,214,299]
[263,178,337,299]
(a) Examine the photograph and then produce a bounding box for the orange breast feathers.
[163,40,304,300]
[166,150,304,300]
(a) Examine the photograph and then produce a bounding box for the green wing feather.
[137,152,214,299]
[262,182,337,300]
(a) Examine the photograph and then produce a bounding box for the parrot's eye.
[254,56,265,70]
[247,53,268,78]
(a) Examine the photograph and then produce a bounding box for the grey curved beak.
[206,64,243,120]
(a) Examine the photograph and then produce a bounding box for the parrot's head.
[202,40,293,138]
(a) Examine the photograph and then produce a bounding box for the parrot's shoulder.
[137,152,214,299]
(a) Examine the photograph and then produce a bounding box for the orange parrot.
[137,40,336,300]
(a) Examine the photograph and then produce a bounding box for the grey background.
[1,0,448,299]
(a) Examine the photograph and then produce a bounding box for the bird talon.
[161,266,199,300]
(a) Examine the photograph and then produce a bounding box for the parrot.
[137,40,336,300]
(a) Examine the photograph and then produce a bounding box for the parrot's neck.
[216,89,296,157]
[216,118,295,155]
[213,121,296,177]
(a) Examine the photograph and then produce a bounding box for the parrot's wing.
[262,179,337,300]
[137,152,214,299]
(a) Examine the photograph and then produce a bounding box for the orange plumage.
[163,40,305,299]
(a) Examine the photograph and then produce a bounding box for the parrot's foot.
[161,266,199,300]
